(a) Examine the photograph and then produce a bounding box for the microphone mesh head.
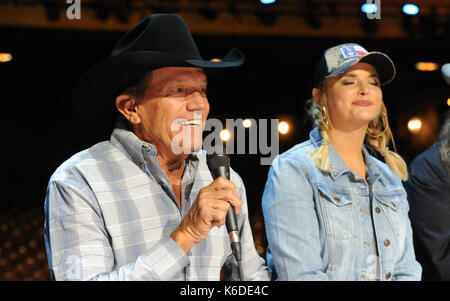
[206,153,230,171]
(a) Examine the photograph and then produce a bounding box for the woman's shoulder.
[271,139,316,172]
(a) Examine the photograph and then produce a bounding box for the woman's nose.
[357,82,370,95]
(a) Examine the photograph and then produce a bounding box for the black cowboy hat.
[72,13,245,120]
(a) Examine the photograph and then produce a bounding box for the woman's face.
[314,62,383,131]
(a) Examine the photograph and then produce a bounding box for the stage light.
[278,121,289,134]
[242,119,252,128]
[260,0,276,4]
[408,118,422,133]
[361,3,378,14]
[0,53,12,63]
[219,129,231,142]
[402,4,419,15]
[447,98,450,107]
[415,62,440,71]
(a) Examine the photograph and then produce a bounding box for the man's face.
[134,67,210,157]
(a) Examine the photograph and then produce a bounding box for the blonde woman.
[262,43,422,281]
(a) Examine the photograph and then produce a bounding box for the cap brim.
[325,51,396,86]
[360,52,396,86]
[72,48,245,120]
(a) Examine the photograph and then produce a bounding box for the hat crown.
[324,43,368,72]
[111,14,202,59]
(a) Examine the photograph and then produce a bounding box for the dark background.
[0,6,448,281]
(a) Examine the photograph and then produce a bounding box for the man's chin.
[170,142,204,156]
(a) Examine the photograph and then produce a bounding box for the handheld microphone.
[206,152,243,280]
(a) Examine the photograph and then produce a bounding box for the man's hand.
[170,177,242,254]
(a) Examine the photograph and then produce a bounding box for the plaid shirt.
[44,122,270,281]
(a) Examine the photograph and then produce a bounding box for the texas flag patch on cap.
[340,45,368,59]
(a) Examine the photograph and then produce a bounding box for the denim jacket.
[262,127,422,281]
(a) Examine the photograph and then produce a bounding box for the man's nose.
[186,91,208,111]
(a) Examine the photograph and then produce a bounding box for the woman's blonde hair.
[306,82,408,181]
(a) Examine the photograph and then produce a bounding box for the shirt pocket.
[317,184,355,240]
[375,192,408,246]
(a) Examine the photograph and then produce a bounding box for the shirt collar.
[309,127,382,183]
[109,119,155,167]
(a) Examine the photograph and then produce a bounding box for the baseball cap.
[313,43,396,87]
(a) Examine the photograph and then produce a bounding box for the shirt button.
[384,239,391,247]
[386,272,392,279]
[375,207,381,214]
[140,163,145,170]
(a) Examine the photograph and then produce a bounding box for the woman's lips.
[352,100,372,106]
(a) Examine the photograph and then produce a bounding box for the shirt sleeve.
[222,171,271,281]
[262,155,330,280]
[44,179,189,281]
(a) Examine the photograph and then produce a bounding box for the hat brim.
[325,51,396,86]
[72,48,244,120]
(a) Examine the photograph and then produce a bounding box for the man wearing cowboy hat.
[44,14,270,281]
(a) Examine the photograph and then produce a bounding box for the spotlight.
[219,129,231,142]
[402,4,419,16]
[260,0,276,4]
[415,62,440,72]
[242,119,252,128]
[278,121,289,134]
[361,3,378,14]
[408,117,422,133]
[0,53,13,63]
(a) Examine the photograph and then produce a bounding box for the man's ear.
[115,94,140,124]
[312,88,321,105]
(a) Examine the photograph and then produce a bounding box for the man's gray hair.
[115,71,153,129]
[119,71,153,103]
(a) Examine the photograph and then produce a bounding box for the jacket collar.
[109,118,200,179]
[309,127,382,183]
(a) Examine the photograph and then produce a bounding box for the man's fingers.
[199,190,241,215]
[207,177,237,193]
[209,208,228,227]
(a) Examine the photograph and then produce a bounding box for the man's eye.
[175,88,185,93]
[343,81,354,85]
